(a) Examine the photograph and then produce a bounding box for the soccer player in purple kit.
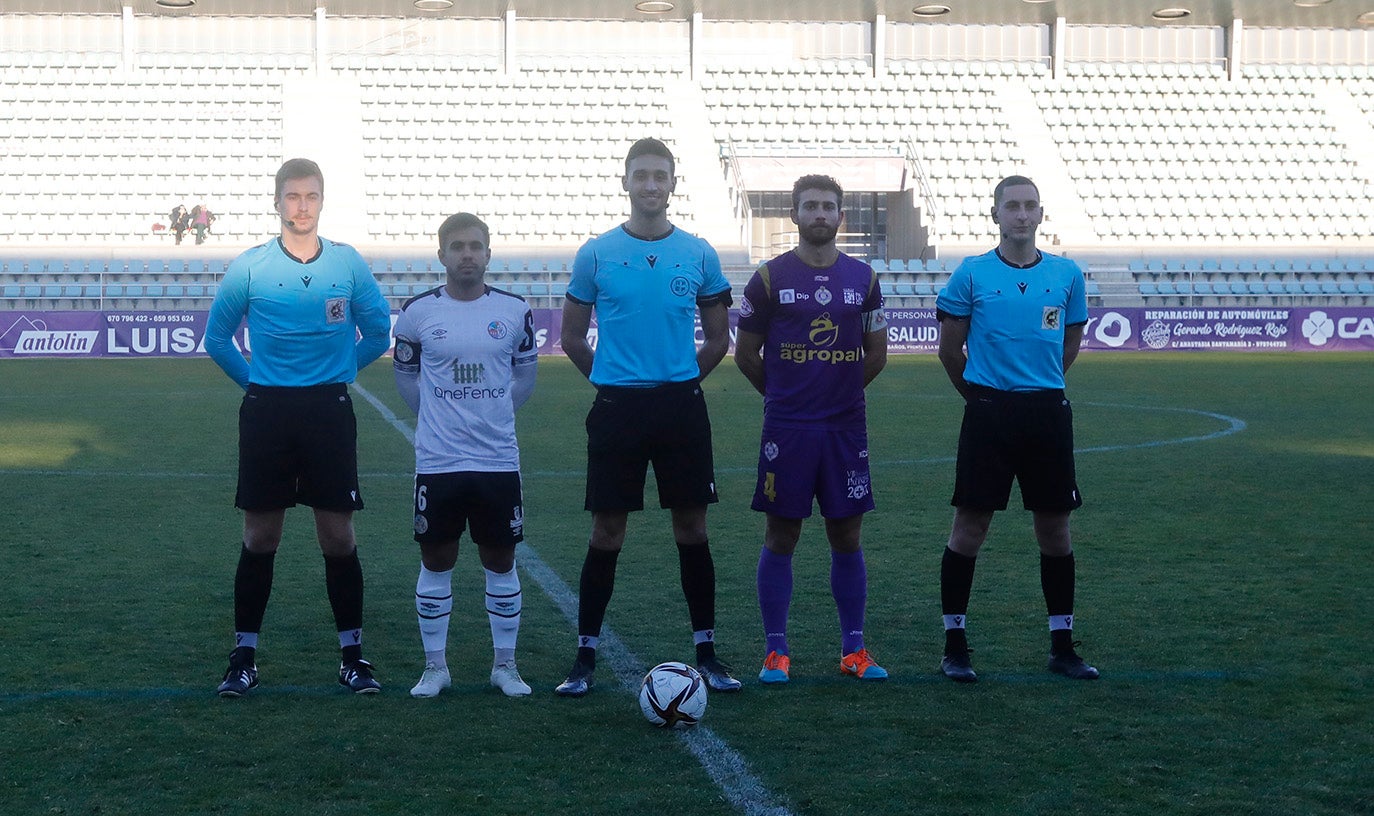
[734,175,889,684]
[934,175,1099,683]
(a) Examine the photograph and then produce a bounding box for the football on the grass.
[638,661,707,729]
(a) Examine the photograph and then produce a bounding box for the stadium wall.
[3,306,1372,360]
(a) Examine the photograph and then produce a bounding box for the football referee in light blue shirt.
[204,158,391,698]
[555,138,742,697]
[933,175,1100,684]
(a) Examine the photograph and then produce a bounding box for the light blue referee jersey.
[205,237,392,389]
[936,249,1088,392]
[566,224,731,387]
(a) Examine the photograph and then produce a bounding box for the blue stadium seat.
[871,259,887,272]
[888,259,906,272]
[1138,282,1158,296]
[1191,282,1212,295]
[2,285,21,298]
[1357,282,1374,295]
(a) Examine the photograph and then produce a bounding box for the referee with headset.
[205,158,392,697]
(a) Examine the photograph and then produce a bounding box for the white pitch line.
[350,381,796,816]
[0,402,1247,482]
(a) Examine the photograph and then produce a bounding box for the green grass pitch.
[0,352,1370,815]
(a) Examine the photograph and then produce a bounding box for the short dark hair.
[624,137,675,178]
[437,212,490,249]
[993,175,1039,206]
[275,158,324,200]
[792,174,844,211]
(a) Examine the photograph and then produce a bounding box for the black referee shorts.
[951,385,1083,513]
[584,380,719,513]
[235,383,364,513]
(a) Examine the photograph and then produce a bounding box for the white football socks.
[485,565,522,664]
[416,565,453,666]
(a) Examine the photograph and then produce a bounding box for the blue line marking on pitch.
[0,669,1249,706]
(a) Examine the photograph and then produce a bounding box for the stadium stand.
[0,9,1371,311]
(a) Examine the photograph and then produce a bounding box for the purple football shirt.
[737,250,884,429]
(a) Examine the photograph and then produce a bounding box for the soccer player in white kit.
[392,213,538,698]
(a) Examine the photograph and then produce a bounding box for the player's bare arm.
[733,328,767,395]
[861,327,888,387]
[696,299,730,379]
[937,315,972,400]
[560,299,595,379]
[1063,323,1085,373]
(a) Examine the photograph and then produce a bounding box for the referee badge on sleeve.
[1042,306,1062,331]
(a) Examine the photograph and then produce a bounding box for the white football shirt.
[393,286,538,474]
